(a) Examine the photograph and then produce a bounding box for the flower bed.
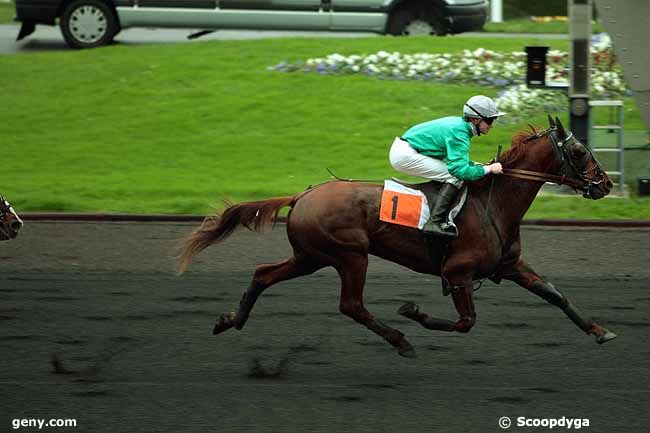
[269,34,626,121]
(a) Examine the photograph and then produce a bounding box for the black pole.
[569,0,592,147]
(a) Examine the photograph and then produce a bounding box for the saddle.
[380,178,468,232]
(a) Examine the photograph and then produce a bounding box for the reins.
[501,168,587,190]
[486,143,502,211]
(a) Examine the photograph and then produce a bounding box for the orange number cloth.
[379,189,425,229]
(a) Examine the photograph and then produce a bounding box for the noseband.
[501,127,606,198]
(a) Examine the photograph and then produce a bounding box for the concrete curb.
[18,213,650,227]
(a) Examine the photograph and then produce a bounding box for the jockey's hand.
[486,162,503,174]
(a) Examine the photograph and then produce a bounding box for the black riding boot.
[422,183,460,237]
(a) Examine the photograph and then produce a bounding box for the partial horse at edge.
[0,195,23,241]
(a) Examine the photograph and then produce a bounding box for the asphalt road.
[1,221,649,432]
[0,23,566,54]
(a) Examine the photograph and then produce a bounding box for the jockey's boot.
[422,183,459,238]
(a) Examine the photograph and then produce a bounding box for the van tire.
[60,0,119,49]
[387,5,447,36]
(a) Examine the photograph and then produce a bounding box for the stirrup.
[422,222,457,238]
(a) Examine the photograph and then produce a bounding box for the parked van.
[14,0,488,48]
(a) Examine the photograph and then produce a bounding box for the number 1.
[391,195,398,219]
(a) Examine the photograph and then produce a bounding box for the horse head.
[549,115,613,199]
[509,115,613,200]
[0,195,23,241]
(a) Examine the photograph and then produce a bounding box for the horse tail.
[178,195,297,273]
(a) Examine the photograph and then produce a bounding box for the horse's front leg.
[500,259,617,344]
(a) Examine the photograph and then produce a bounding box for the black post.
[569,0,592,147]
[525,46,549,87]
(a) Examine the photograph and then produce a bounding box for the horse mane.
[498,124,543,167]
[469,124,546,193]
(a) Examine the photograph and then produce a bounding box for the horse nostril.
[10,221,22,231]
[606,180,614,190]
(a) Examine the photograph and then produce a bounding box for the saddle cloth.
[379,179,468,231]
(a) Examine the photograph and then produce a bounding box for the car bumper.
[445,4,487,33]
[14,0,59,25]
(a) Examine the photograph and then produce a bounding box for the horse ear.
[555,116,567,137]
[548,114,556,127]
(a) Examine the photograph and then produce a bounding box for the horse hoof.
[397,302,419,317]
[234,312,249,330]
[596,331,617,345]
[212,314,235,335]
[397,340,417,358]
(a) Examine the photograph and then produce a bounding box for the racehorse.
[0,195,23,241]
[178,116,617,357]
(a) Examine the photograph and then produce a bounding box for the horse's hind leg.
[398,278,477,333]
[398,302,460,332]
[337,254,416,358]
[213,255,323,335]
[501,259,617,344]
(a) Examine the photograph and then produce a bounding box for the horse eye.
[573,147,587,158]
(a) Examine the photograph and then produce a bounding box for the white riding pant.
[389,137,464,189]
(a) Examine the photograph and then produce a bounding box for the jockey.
[389,95,505,237]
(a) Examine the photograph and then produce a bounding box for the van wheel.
[60,0,119,48]
[387,6,446,36]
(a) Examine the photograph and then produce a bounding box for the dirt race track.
[1,221,649,433]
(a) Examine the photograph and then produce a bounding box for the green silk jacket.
[402,116,485,181]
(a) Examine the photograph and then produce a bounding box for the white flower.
[281,46,627,112]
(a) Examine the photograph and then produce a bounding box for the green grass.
[0,2,14,24]
[1,36,648,219]
[484,18,606,34]
[527,194,649,219]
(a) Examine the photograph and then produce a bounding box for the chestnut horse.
[179,116,617,357]
[0,195,23,241]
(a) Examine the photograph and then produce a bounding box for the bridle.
[501,126,606,198]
